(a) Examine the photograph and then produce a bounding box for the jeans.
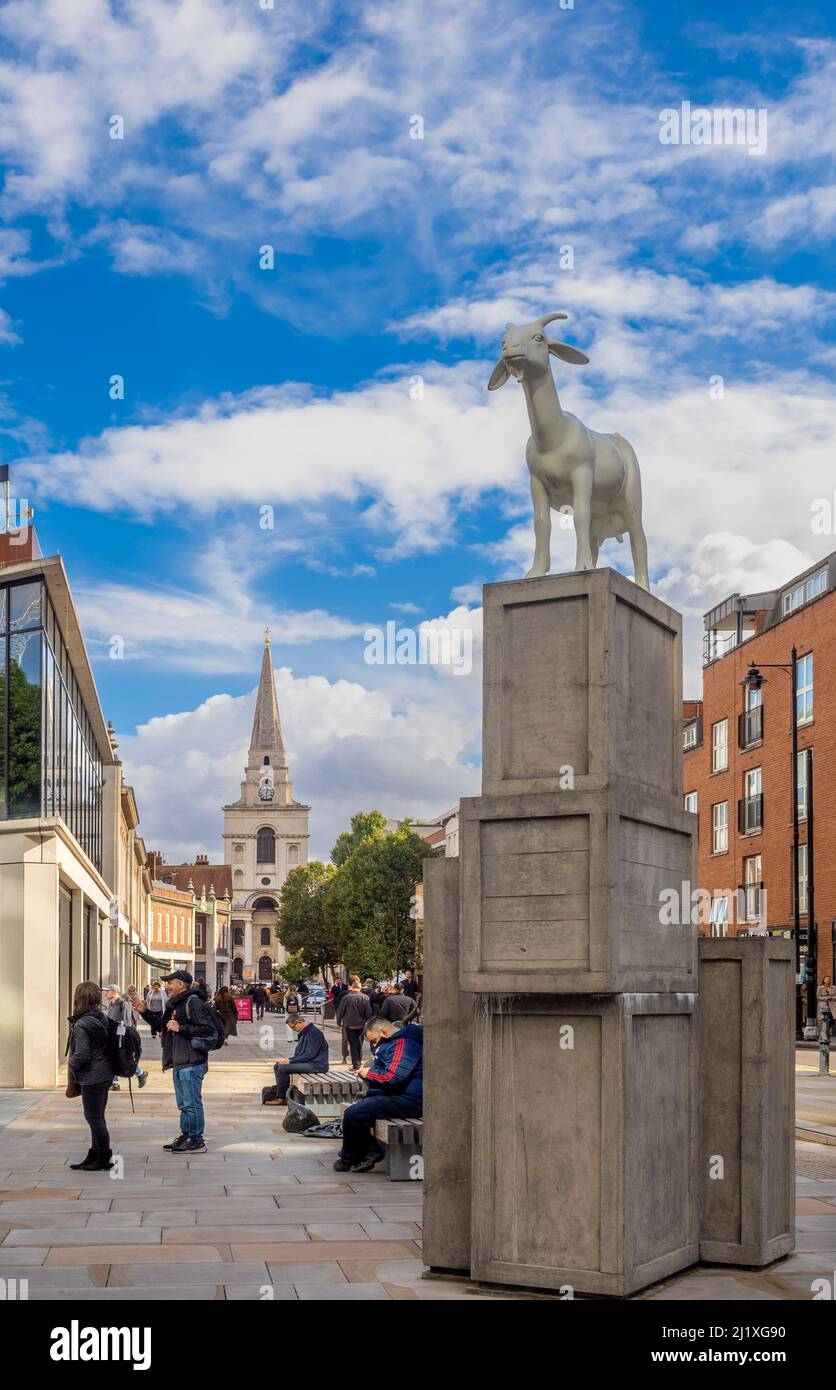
[173,1062,208,1139]
[273,1062,321,1099]
[81,1080,112,1162]
[339,1093,422,1165]
[346,1026,364,1068]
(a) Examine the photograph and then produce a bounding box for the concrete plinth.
[698,936,795,1266]
[470,992,699,1296]
[482,569,682,800]
[422,856,473,1273]
[459,783,696,995]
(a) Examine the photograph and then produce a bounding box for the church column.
[244,916,254,978]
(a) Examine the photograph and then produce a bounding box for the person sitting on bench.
[334,1017,423,1173]
[265,1013,329,1106]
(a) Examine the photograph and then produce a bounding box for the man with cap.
[133,970,216,1154]
[103,985,148,1092]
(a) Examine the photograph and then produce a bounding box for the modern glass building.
[0,573,103,868]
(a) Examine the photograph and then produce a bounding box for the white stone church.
[222,633,310,982]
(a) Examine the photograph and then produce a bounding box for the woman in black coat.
[67,981,114,1171]
[214,987,238,1042]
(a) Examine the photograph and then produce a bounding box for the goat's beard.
[508,361,525,382]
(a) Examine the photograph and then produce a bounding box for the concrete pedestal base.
[699,936,795,1266]
[470,992,699,1296]
[422,857,472,1273]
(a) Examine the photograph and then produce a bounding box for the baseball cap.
[160,970,193,985]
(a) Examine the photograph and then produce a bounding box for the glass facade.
[0,576,103,869]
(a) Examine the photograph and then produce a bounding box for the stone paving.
[1,1021,835,1300]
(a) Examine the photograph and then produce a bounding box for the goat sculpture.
[488,313,649,591]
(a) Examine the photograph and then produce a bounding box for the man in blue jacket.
[334,1018,423,1172]
[265,1013,329,1106]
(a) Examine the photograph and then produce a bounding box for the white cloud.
[120,654,482,862]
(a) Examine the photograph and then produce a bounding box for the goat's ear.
[487,359,510,390]
[548,339,590,366]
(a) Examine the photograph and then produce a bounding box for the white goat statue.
[488,313,650,591]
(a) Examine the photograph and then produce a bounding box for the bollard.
[819,1013,832,1076]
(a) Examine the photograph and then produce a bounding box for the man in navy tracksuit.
[335,1019,423,1172]
[265,1014,329,1105]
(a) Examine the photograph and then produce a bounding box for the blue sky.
[1,0,834,858]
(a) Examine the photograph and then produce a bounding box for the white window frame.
[709,896,729,936]
[684,791,698,814]
[797,652,813,725]
[683,722,698,750]
[744,854,762,921]
[712,801,728,854]
[712,719,728,772]
[797,749,809,821]
[783,568,827,615]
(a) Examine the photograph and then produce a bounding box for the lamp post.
[742,648,816,1040]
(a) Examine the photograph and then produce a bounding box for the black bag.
[107,1015,143,1078]
[185,994,227,1053]
[261,1085,279,1105]
[282,1099,320,1133]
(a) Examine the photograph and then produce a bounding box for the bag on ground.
[282,1099,319,1133]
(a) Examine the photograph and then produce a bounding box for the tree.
[277,860,342,980]
[330,810,388,867]
[324,825,436,979]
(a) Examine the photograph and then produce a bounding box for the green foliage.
[7,654,40,817]
[330,809,387,866]
[280,950,308,983]
[324,825,436,980]
[277,860,341,979]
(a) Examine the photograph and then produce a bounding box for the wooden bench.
[288,1068,365,1117]
[374,1117,423,1181]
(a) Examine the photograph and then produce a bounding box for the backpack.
[185,993,228,1053]
[107,1012,143,1078]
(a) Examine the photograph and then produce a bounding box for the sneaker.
[350,1146,385,1174]
[163,1135,189,1152]
[109,1081,120,1091]
[137,1071,148,1089]
[333,1158,353,1172]
[178,1138,207,1154]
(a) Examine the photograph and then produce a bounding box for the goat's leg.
[525,474,552,578]
[629,524,650,592]
[571,467,595,572]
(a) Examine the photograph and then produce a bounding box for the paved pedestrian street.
[2,1024,835,1301]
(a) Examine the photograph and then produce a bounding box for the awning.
[132,945,169,969]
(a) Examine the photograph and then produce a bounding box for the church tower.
[222,631,310,982]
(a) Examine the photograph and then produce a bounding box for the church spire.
[249,630,287,765]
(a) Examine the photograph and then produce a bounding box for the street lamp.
[741,647,816,1039]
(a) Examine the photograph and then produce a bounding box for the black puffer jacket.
[156,987,216,1071]
[67,1008,112,1086]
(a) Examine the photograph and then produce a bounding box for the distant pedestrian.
[335,976,373,1070]
[145,980,166,1038]
[817,976,836,1034]
[214,987,238,1043]
[103,986,148,1091]
[378,984,413,1025]
[66,981,114,1172]
[253,984,267,1020]
[401,968,419,1000]
[134,971,216,1154]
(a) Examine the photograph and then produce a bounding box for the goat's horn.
[538,312,568,327]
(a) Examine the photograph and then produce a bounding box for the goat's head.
[487,312,589,390]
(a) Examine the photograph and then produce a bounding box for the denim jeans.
[173,1062,208,1139]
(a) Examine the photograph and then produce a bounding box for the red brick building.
[683,552,836,1020]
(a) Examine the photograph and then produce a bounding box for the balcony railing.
[738,793,763,834]
[738,706,763,748]
[703,630,738,666]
